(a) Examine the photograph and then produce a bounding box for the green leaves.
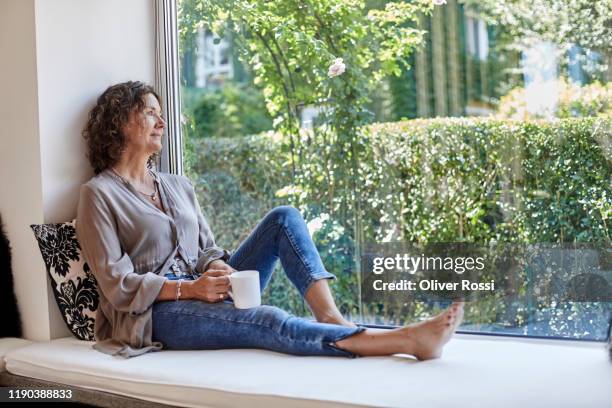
[179,0,434,194]
[462,0,612,51]
[193,116,611,250]
[497,79,612,120]
[191,117,609,324]
[184,83,273,139]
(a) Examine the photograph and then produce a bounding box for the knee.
[267,205,303,226]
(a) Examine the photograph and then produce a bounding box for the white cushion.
[5,335,612,408]
[0,338,33,372]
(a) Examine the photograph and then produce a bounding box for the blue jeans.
[152,206,365,357]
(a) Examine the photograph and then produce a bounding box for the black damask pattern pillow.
[30,220,98,341]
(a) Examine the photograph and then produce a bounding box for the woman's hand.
[206,259,236,274]
[182,260,236,303]
[185,269,232,303]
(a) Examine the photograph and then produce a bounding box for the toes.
[445,312,455,325]
[449,301,464,321]
[452,308,464,330]
[446,311,456,328]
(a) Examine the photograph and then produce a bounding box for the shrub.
[497,78,612,120]
[189,117,611,332]
[185,82,273,139]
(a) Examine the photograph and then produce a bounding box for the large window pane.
[177,0,611,341]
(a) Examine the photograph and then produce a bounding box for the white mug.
[228,270,261,309]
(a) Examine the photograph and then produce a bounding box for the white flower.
[432,0,447,5]
[307,217,324,236]
[307,213,329,236]
[327,58,346,78]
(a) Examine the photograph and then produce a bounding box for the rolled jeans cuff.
[301,270,337,297]
[324,325,367,358]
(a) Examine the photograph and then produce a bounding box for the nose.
[156,114,166,128]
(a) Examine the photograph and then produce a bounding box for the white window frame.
[155,0,183,175]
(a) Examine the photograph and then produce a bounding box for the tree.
[180,0,436,172]
[178,0,441,210]
[187,82,273,138]
[462,0,611,52]
[461,0,612,79]
[179,0,441,317]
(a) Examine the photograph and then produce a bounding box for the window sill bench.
[1,334,610,407]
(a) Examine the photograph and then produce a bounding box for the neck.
[112,153,152,184]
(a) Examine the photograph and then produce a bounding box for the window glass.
[177,0,611,341]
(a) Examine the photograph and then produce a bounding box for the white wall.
[0,0,157,340]
[35,0,157,222]
[0,0,49,341]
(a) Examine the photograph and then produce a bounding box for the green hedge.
[190,118,610,245]
[186,117,611,326]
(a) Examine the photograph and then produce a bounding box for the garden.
[178,0,611,339]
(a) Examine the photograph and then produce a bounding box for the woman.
[76,81,463,360]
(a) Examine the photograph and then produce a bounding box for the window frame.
[155,0,183,176]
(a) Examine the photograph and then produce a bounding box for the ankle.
[397,326,419,356]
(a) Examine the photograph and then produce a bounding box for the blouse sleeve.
[185,178,231,273]
[76,184,166,316]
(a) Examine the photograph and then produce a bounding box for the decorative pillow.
[30,220,98,341]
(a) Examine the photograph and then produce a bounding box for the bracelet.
[175,279,182,301]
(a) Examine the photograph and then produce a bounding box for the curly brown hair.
[82,81,161,174]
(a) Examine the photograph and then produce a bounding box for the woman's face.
[122,93,166,156]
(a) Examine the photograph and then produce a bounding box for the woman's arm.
[155,279,186,301]
[155,270,231,302]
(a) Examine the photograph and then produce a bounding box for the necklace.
[139,183,158,201]
[111,167,158,201]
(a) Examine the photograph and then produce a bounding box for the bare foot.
[400,301,464,360]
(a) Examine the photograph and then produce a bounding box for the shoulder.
[79,171,115,198]
[84,170,113,187]
[76,172,117,220]
[78,170,128,208]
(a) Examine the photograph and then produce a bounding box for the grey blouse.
[75,169,231,358]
